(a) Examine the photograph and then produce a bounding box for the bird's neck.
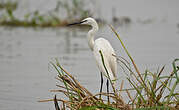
[87,23,98,51]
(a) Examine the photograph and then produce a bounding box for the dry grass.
[39,26,179,110]
[39,58,130,110]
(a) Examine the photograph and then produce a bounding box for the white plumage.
[93,38,117,81]
[80,17,117,84]
[68,17,117,97]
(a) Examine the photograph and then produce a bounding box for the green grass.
[39,26,179,110]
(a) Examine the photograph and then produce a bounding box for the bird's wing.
[93,38,117,80]
[109,52,117,78]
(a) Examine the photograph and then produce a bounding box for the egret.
[68,17,117,99]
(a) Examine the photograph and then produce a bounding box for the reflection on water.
[0,27,97,110]
[0,0,179,109]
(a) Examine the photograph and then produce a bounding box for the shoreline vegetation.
[0,0,132,28]
[0,0,91,27]
[39,26,179,110]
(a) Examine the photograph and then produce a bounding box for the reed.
[39,26,179,110]
[110,26,179,110]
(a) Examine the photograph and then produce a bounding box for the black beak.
[67,20,87,26]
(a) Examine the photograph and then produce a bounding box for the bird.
[67,17,117,100]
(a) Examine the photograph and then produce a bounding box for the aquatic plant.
[111,26,179,109]
[0,0,17,10]
[0,0,91,27]
[39,26,179,110]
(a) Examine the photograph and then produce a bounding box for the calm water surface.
[0,0,179,110]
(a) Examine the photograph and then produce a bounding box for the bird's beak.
[67,20,87,26]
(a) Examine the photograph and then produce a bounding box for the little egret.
[68,17,117,99]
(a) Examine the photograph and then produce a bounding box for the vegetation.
[1,1,178,110]
[0,0,90,27]
[0,0,17,10]
[39,26,179,110]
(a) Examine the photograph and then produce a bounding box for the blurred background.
[0,0,179,109]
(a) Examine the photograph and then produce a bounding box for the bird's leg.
[106,79,110,104]
[99,72,103,100]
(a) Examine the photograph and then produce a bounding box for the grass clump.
[40,26,179,110]
[40,58,130,110]
[110,26,179,109]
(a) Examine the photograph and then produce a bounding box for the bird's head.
[67,17,98,29]
[80,17,96,25]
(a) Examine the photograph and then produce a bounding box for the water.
[0,0,179,110]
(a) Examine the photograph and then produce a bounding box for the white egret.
[68,17,117,99]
